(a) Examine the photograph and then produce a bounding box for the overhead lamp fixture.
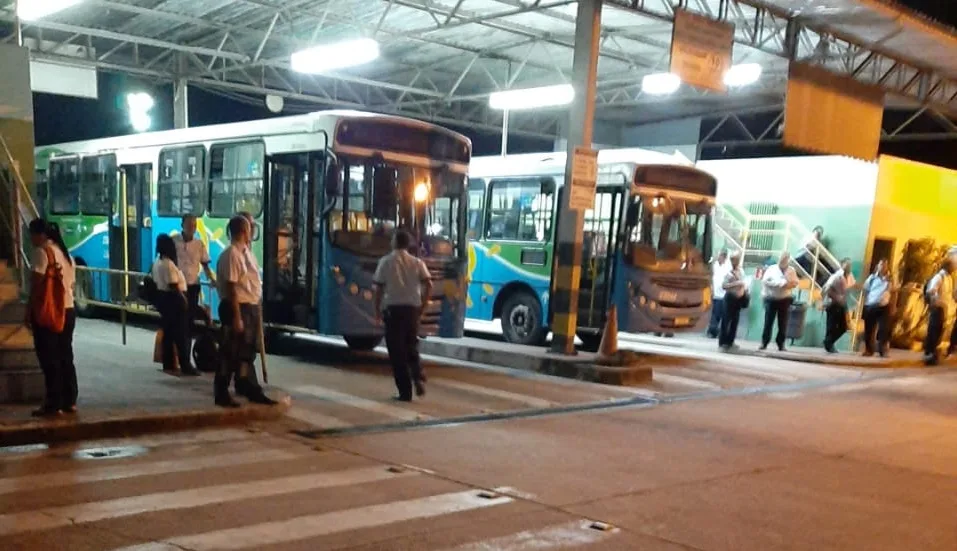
[641,73,681,95]
[17,0,85,21]
[291,38,380,74]
[724,63,763,87]
[489,84,574,110]
[126,92,154,133]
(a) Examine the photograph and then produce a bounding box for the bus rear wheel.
[501,292,546,346]
[344,335,382,351]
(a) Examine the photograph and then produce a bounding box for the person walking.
[760,252,799,352]
[215,215,276,407]
[173,214,215,358]
[26,219,78,417]
[151,234,198,376]
[923,248,957,366]
[373,230,432,401]
[861,259,893,357]
[822,258,856,353]
[718,252,747,351]
[707,249,730,338]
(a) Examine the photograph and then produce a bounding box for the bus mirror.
[324,160,341,197]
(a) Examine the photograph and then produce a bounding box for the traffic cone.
[597,305,619,362]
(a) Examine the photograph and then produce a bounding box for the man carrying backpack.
[923,248,957,365]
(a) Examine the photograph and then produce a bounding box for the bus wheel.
[577,332,603,353]
[344,335,382,351]
[501,292,546,346]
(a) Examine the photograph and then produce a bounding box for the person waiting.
[707,249,730,339]
[151,234,198,376]
[861,259,893,357]
[822,258,856,353]
[923,248,957,366]
[760,252,799,352]
[719,252,748,351]
[173,214,215,355]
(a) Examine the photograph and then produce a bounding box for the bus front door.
[577,187,624,335]
[111,164,153,301]
[264,154,315,328]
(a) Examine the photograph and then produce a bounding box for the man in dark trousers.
[760,252,798,352]
[924,248,957,366]
[822,258,855,353]
[373,230,433,401]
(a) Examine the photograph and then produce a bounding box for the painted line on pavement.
[291,385,431,422]
[444,520,620,550]
[0,448,300,496]
[652,373,723,390]
[285,406,353,429]
[434,379,555,408]
[111,490,514,551]
[0,466,418,536]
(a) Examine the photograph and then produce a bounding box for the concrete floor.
[2,319,955,549]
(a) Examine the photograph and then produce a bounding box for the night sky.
[32,1,956,167]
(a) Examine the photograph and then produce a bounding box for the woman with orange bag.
[25,219,77,417]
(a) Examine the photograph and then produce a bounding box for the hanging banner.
[670,10,735,93]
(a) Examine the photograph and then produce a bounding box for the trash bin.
[787,301,808,340]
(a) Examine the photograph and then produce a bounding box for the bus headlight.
[414,182,430,203]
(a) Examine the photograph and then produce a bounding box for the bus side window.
[49,158,80,215]
[158,146,206,216]
[466,186,484,240]
[486,179,553,242]
[208,142,265,218]
[34,169,48,215]
[79,154,116,216]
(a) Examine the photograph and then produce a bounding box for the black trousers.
[185,284,202,348]
[707,297,725,337]
[217,301,264,397]
[157,291,191,371]
[862,305,889,355]
[824,302,848,350]
[718,295,742,347]
[924,305,945,361]
[32,308,77,410]
[762,297,792,350]
[384,305,423,399]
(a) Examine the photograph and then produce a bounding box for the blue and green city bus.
[465,149,717,349]
[34,110,472,350]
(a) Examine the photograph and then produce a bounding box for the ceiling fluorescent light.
[18,0,85,21]
[489,84,575,110]
[291,38,380,74]
[642,73,681,95]
[724,63,763,87]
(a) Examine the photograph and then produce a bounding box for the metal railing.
[714,202,864,350]
[0,134,39,294]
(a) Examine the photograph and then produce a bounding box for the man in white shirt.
[174,214,215,352]
[760,252,799,351]
[923,247,957,365]
[822,258,856,353]
[373,230,433,401]
[214,215,275,407]
[707,249,730,338]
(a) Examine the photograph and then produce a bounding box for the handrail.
[0,134,38,220]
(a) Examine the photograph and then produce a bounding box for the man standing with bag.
[373,231,432,401]
[174,214,215,355]
[214,215,276,407]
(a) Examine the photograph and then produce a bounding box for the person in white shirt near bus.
[373,230,433,402]
[923,248,957,366]
[215,215,277,407]
[760,252,799,352]
[719,251,748,351]
[861,259,894,357]
[822,258,856,353]
[173,214,215,353]
[151,234,198,376]
[707,249,730,339]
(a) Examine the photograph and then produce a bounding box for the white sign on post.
[568,147,598,211]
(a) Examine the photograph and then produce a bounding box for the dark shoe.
[63,405,77,414]
[862,351,874,357]
[31,407,61,418]
[393,394,413,402]
[215,395,241,408]
[246,392,278,406]
[758,345,768,351]
[824,346,836,354]
[778,346,787,352]
[414,381,426,397]
[181,367,201,377]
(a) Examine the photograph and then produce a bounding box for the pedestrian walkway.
[0,427,628,550]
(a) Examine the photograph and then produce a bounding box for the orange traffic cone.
[597,305,619,362]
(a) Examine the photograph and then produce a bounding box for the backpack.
[32,247,67,333]
[139,276,159,306]
[192,329,220,373]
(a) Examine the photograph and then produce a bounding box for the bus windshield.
[625,194,712,269]
[329,156,465,258]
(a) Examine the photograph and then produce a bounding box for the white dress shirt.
[173,233,210,286]
[151,258,187,292]
[712,259,731,300]
[217,244,262,304]
[762,263,798,300]
[31,242,76,309]
[373,250,432,308]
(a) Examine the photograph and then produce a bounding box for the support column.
[550,0,602,355]
[174,78,189,129]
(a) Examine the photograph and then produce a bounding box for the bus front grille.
[652,277,708,290]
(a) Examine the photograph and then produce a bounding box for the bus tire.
[577,332,603,353]
[501,292,546,346]
[344,335,382,351]
[72,259,96,318]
